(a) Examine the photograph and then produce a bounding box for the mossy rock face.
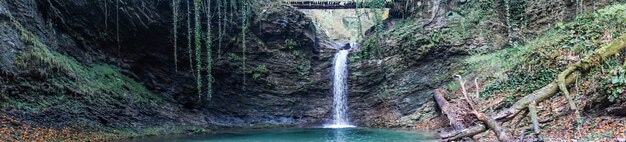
[347,0,502,127]
[1,0,335,133]
[210,3,340,126]
[348,0,626,127]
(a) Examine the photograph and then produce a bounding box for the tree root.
[440,34,626,141]
[511,110,528,137]
[558,64,581,120]
[528,96,541,140]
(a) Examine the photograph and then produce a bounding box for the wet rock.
[0,0,336,132]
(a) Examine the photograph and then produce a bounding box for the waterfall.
[324,49,356,128]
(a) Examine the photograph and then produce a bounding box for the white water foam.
[324,50,356,128]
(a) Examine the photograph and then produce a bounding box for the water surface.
[133,127,436,142]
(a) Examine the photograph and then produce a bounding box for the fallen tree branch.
[441,125,487,141]
[494,74,578,121]
[473,111,511,141]
[456,75,511,141]
[455,75,476,110]
[443,74,579,141]
[441,34,626,141]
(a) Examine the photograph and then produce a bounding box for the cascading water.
[324,49,356,128]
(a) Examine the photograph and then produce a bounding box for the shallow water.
[131,128,437,142]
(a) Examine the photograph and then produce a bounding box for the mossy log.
[441,34,626,141]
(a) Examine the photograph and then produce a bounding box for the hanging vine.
[104,0,108,31]
[241,0,250,89]
[116,0,120,54]
[172,0,179,72]
[361,0,385,59]
[217,0,223,58]
[187,0,193,74]
[231,0,236,25]
[355,0,363,41]
[504,0,513,46]
[194,0,202,98]
[206,0,214,100]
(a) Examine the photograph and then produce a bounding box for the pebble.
[617,138,625,142]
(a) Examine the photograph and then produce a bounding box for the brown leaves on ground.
[538,94,626,141]
[0,114,106,141]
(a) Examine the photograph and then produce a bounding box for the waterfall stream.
[324,49,355,128]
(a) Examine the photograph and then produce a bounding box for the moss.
[447,81,460,92]
[435,1,497,44]
[228,53,242,62]
[103,125,212,139]
[9,12,160,103]
[464,45,532,84]
[297,58,311,77]
[479,4,626,102]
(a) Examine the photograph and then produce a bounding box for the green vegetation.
[359,0,387,59]
[447,81,460,92]
[445,0,496,45]
[607,62,625,102]
[172,0,225,100]
[298,58,312,77]
[252,65,269,81]
[354,0,364,40]
[7,11,159,113]
[479,4,626,106]
[284,39,298,50]
[107,125,211,138]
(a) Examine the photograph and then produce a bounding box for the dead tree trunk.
[434,89,466,131]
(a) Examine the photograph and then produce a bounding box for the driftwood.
[440,34,626,141]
